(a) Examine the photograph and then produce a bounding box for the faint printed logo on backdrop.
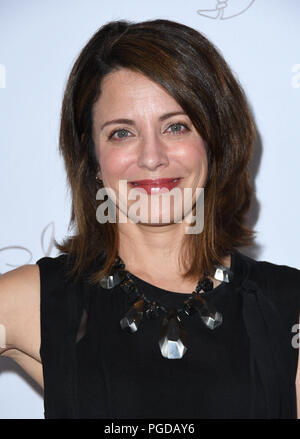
[291,64,300,88]
[0,222,56,274]
[197,0,255,20]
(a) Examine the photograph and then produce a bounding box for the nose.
[137,132,169,171]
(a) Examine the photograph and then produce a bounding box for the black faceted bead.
[118,270,127,282]
[196,277,213,293]
[127,288,140,303]
[158,308,188,359]
[120,296,144,333]
[183,297,197,316]
[145,301,161,319]
[120,279,135,294]
[192,292,223,330]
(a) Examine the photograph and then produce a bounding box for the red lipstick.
[128,178,182,194]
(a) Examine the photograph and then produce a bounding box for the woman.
[0,18,299,419]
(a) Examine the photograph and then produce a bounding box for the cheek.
[99,149,130,182]
[175,140,208,170]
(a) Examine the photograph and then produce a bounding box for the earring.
[96,175,103,185]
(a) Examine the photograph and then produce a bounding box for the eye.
[107,122,190,141]
[108,128,132,140]
[166,122,190,135]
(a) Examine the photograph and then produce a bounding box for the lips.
[128,178,182,194]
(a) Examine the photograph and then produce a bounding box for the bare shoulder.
[0,264,41,362]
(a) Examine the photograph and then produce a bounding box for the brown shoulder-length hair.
[55,18,256,285]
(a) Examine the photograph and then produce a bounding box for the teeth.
[131,179,179,186]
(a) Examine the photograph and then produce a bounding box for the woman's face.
[92,68,208,227]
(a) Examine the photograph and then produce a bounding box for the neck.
[117,222,232,291]
[118,221,188,279]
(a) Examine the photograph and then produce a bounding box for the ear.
[96,167,102,180]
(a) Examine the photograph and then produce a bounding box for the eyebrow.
[100,111,187,130]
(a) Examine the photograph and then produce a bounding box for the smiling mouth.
[128,178,182,194]
[129,178,181,186]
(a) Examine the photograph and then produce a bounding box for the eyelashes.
[107,122,191,141]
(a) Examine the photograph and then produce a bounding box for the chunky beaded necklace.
[99,256,233,359]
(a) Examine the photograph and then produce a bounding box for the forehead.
[93,68,182,119]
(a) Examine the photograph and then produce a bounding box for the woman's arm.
[0,264,42,387]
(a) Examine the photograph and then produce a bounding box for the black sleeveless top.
[36,250,300,419]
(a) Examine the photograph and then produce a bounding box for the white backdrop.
[0,0,299,419]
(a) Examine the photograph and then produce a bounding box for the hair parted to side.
[55,18,257,285]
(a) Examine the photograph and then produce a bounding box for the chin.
[132,210,183,225]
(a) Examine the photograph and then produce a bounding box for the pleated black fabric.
[36,250,300,419]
